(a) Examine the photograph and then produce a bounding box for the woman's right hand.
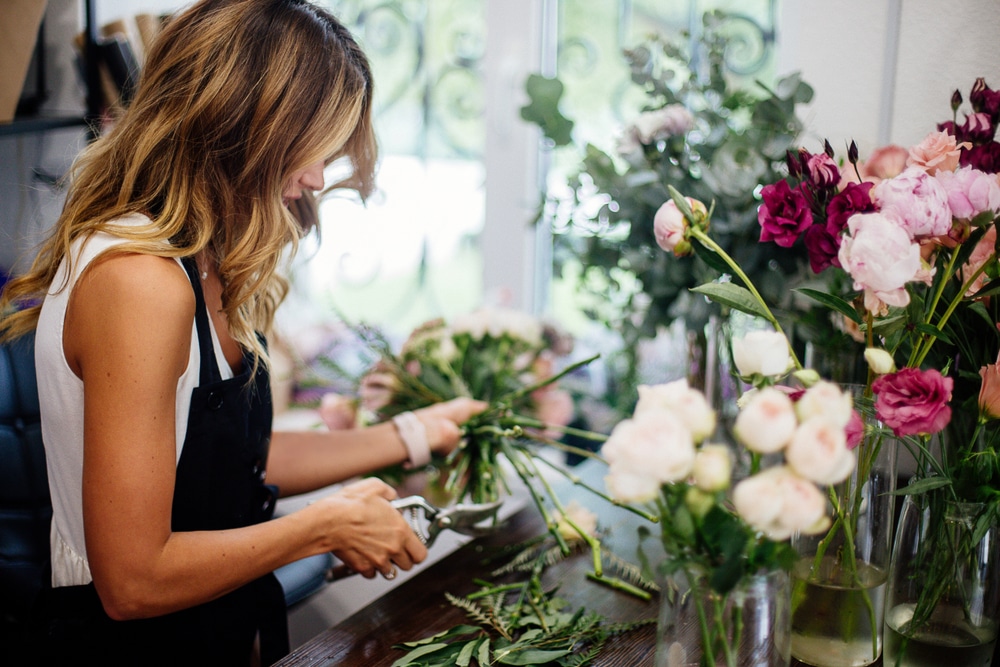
[307,477,426,578]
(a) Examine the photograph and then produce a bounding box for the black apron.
[31,258,289,666]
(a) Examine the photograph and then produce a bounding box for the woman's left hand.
[413,397,488,456]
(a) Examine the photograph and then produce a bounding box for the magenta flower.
[844,409,865,450]
[872,368,954,437]
[805,153,841,190]
[758,180,813,247]
[826,181,876,234]
[803,224,841,273]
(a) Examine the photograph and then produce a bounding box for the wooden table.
[275,463,662,666]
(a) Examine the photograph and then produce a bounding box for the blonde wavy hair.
[0,0,377,373]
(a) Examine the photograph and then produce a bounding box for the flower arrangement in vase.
[654,76,1000,666]
[602,327,860,667]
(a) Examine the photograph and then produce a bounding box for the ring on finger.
[383,565,398,580]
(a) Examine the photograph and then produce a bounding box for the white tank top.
[35,213,233,586]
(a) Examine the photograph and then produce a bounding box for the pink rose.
[860,144,909,183]
[785,416,856,485]
[874,167,953,239]
[838,212,923,313]
[603,411,696,502]
[733,466,829,541]
[907,130,966,175]
[961,225,997,297]
[935,165,1000,220]
[844,409,865,450]
[758,180,813,247]
[872,368,953,437]
[979,354,1000,421]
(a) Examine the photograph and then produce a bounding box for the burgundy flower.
[758,180,814,247]
[805,153,841,190]
[961,142,1000,173]
[959,112,995,144]
[826,181,875,234]
[803,224,841,273]
[872,368,953,437]
[971,77,1000,125]
[938,120,956,137]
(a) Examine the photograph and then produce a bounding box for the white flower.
[795,381,853,428]
[633,380,717,441]
[733,466,829,541]
[785,416,856,485]
[450,307,543,346]
[691,444,732,492]
[603,411,696,503]
[733,387,797,454]
[864,347,897,375]
[632,104,695,144]
[731,330,792,378]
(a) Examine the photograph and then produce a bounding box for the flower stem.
[686,226,803,371]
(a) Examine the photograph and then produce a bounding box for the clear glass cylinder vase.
[883,495,1000,667]
[654,568,791,667]
[790,399,898,666]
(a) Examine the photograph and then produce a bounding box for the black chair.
[0,333,331,622]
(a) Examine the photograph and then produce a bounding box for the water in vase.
[883,602,997,667]
[790,557,888,666]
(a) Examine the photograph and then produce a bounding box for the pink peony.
[934,165,1000,220]
[653,198,703,256]
[907,130,966,175]
[872,367,953,437]
[838,212,923,313]
[758,180,813,247]
[873,167,953,239]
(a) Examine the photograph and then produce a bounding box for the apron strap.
[180,257,223,386]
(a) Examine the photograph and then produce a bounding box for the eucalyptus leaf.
[497,648,574,665]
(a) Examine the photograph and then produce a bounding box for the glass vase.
[883,495,1000,667]
[790,400,897,666]
[654,568,791,667]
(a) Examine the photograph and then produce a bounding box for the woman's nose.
[300,160,325,191]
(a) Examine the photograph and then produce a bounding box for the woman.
[0,0,484,664]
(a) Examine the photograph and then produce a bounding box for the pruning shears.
[327,495,503,580]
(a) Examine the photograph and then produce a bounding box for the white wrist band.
[393,411,431,469]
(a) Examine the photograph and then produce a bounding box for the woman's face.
[282,160,325,207]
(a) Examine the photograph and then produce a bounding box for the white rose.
[634,380,717,441]
[692,444,732,492]
[733,467,829,541]
[733,387,797,453]
[795,381,853,427]
[785,416,856,485]
[603,412,696,502]
[731,330,793,378]
[864,347,897,375]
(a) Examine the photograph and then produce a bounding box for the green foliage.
[522,11,815,406]
[390,537,655,667]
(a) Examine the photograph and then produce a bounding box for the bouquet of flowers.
[655,76,1000,665]
[602,330,858,665]
[336,306,654,587]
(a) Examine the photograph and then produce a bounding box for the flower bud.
[692,444,732,492]
[824,139,835,158]
[792,369,821,387]
[952,89,963,112]
[864,347,897,375]
[848,140,859,165]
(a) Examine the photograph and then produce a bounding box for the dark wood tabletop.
[274,462,662,666]
[274,459,884,667]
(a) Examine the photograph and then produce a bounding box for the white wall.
[778,0,1000,156]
